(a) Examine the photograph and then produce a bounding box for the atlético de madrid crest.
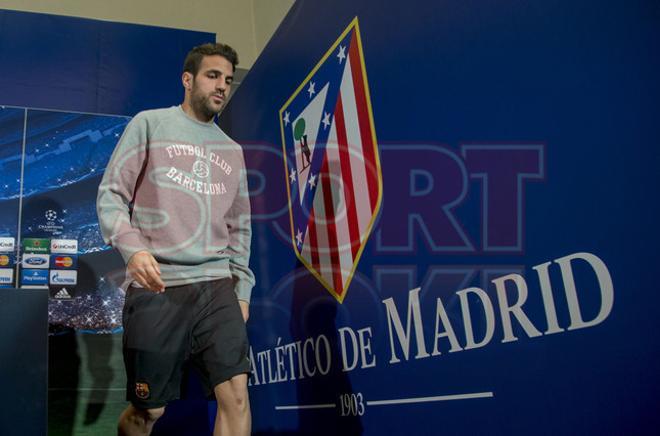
[279,17,382,302]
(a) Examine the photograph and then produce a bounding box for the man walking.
[97,43,254,436]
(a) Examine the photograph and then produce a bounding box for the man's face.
[188,55,234,120]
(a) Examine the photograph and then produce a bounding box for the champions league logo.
[280,18,382,302]
[45,209,57,222]
[33,207,65,235]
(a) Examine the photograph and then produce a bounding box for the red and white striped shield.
[280,18,382,302]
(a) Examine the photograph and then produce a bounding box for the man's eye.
[208,73,217,79]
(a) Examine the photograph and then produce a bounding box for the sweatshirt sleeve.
[225,157,256,303]
[96,114,150,264]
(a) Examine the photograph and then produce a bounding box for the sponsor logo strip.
[0,237,16,253]
[0,254,12,267]
[22,254,50,269]
[52,287,73,299]
[0,268,14,284]
[21,269,48,285]
[50,255,78,270]
[23,238,50,254]
[50,239,78,254]
[49,270,77,286]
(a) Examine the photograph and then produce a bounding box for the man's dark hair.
[183,43,239,75]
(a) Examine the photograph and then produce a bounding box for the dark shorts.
[122,278,250,409]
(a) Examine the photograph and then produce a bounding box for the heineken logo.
[23,238,50,253]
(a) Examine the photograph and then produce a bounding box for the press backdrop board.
[0,9,214,435]
[219,0,659,434]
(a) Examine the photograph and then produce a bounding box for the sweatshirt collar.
[177,105,217,128]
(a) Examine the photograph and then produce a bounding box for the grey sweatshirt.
[96,106,254,302]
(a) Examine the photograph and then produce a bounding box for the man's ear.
[182,71,193,90]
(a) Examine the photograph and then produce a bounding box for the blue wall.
[0,9,209,116]
[221,0,660,434]
[2,2,659,434]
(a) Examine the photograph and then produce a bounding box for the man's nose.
[216,79,227,91]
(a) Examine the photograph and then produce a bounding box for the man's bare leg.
[118,404,165,436]
[213,373,251,436]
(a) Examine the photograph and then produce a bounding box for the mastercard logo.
[54,256,73,268]
[0,255,9,266]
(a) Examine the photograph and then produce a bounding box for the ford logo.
[25,257,47,265]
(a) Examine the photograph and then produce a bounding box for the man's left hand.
[238,300,249,322]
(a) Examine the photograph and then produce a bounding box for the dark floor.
[48,332,125,435]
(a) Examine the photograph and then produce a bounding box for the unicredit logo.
[51,239,78,254]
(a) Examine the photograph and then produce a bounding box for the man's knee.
[119,405,166,435]
[126,405,166,424]
[142,407,166,422]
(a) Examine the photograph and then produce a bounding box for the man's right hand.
[127,250,165,293]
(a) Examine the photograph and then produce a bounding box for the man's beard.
[191,91,222,120]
